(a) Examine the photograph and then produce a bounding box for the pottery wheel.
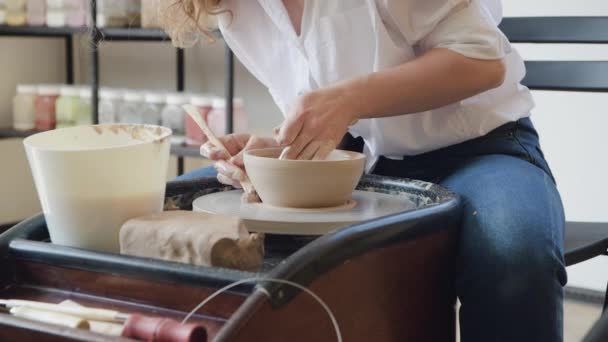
[192,190,416,235]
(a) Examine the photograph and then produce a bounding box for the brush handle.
[10,306,90,330]
[59,300,125,336]
[1,300,127,322]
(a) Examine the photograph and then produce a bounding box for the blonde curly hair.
[160,0,226,47]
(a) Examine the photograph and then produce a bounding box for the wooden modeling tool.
[1,299,207,342]
[182,104,258,199]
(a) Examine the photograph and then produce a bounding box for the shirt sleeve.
[378,0,511,60]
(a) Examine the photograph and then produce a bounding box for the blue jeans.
[177,118,567,341]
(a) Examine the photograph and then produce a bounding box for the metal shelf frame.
[0,2,235,175]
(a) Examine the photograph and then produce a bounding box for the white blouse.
[218,0,535,171]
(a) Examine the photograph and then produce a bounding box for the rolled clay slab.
[120,211,265,272]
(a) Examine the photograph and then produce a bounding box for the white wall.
[503,1,608,291]
[0,38,66,222]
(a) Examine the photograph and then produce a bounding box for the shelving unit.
[0,3,235,176]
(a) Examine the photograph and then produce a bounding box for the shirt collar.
[257,0,301,42]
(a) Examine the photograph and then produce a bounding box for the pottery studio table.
[0,175,462,342]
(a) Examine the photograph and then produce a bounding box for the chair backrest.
[499,17,608,92]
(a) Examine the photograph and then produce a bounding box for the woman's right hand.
[200,133,278,188]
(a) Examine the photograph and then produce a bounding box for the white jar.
[99,88,122,124]
[207,97,248,136]
[118,91,145,124]
[96,0,127,27]
[45,0,65,27]
[161,93,188,136]
[64,0,86,27]
[142,92,165,126]
[12,84,37,131]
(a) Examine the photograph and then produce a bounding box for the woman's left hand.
[274,87,359,160]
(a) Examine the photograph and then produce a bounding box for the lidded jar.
[161,93,188,136]
[55,85,80,128]
[13,84,37,131]
[118,90,145,124]
[34,84,60,131]
[99,88,122,124]
[207,97,248,136]
[142,91,165,125]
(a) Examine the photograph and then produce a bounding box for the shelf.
[170,143,204,158]
[0,24,87,37]
[99,27,221,42]
[1,127,204,159]
[0,24,221,42]
[0,127,37,138]
[0,24,167,40]
[99,27,170,41]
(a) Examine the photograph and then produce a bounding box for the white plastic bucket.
[23,124,172,253]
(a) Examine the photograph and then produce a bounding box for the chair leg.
[604,280,608,313]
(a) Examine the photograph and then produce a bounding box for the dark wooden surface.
[1,224,459,342]
[0,260,250,340]
[1,174,461,341]
[217,226,459,342]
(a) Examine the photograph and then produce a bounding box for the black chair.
[499,17,608,309]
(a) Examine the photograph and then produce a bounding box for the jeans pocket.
[511,133,535,164]
[512,120,557,183]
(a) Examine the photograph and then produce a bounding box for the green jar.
[55,86,81,129]
[77,87,92,126]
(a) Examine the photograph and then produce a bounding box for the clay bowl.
[244,148,366,208]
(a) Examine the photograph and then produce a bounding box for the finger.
[231,136,268,167]
[313,140,336,161]
[283,125,315,159]
[276,115,305,146]
[297,140,323,160]
[200,142,229,160]
[272,125,281,136]
[218,133,250,156]
[217,173,242,188]
[214,160,246,181]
